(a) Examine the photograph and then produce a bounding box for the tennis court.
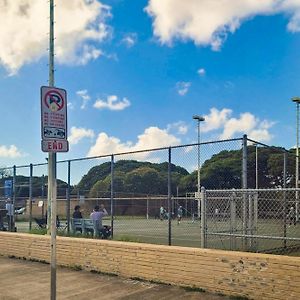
[15,215,300,255]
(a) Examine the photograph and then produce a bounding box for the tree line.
[0,146,296,198]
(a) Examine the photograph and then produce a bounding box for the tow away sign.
[41,86,69,152]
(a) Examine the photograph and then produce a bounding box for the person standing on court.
[177,206,183,225]
[90,204,108,237]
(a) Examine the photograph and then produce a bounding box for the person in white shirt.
[90,204,108,237]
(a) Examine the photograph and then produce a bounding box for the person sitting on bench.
[90,204,108,238]
[73,205,83,219]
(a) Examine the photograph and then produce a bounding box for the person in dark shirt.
[72,205,83,219]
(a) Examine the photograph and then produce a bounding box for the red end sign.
[42,140,69,152]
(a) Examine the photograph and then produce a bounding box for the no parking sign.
[41,86,69,152]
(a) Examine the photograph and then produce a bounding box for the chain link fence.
[204,188,300,254]
[0,135,299,255]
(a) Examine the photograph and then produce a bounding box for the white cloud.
[76,90,91,110]
[121,33,138,48]
[0,145,23,158]
[73,45,103,66]
[201,107,274,142]
[221,112,257,139]
[176,81,191,96]
[201,108,232,133]
[197,68,206,76]
[68,127,95,145]
[0,0,111,75]
[145,0,300,50]
[88,126,180,158]
[94,95,131,111]
[167,121,188,135]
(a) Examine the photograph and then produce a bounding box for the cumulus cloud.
[88,126,180,158]
[0,0,111,74]
[68,127,95,145]
[0,145,23,158]
[167,121,188,135]
[201,108,232,133]
[145,0,300,50]
[202,107,274,142]
[77,90,91,110]
[94,95,131,111]
[176,81,191,96]
[198,68,206,76]
[121,33,138,48]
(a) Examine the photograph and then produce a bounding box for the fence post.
[242,134,248,250]
[200,186,206,248]
[253,191,258,251]
[29,164,33,231]
[66,160,71,234]
[168,147,172,246]
[42,174,45,218]
[283,151,287,248]
[146,196,149,220]
[110,155,114,239]
[230,189,237,250]
[248,193,253,250]
[11,165,16,232]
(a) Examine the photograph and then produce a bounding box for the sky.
[1,0,300,176]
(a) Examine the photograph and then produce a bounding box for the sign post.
[42,1,68,299]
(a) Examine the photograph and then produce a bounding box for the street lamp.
[193,115,205,220]
[292,96,300,222]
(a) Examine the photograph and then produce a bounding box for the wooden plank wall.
[0,232,299,300]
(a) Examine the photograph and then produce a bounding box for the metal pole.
[255,144,258,189]
[248,193,253,250]
[197,120,201,220]
[110,155,114,238]
[41,175,45,218]
[146,196,149,220]
[12,165,16,232]
[242,135,248,189]
[283,152,287,248]
[230,190,237,250]
[242,134,248,250]
[29,164,33,231]
[253,192,258,251]
[66,160,71,234]
[200,186,206,248]
[48,1,57,299]
[168,147,172,246]
[296,103,299,222]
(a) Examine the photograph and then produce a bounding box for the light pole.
[193,115,205,220]
[292,96,300,222]
[255,143,258,189]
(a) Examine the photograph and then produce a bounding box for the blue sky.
[1,0,300,173]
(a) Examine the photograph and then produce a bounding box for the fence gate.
[205,188,300,254]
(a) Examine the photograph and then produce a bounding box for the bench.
[71,218,111,239]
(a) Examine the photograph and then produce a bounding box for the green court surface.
[15,217,300,255]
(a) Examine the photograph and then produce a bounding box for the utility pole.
[48,1,57,299]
